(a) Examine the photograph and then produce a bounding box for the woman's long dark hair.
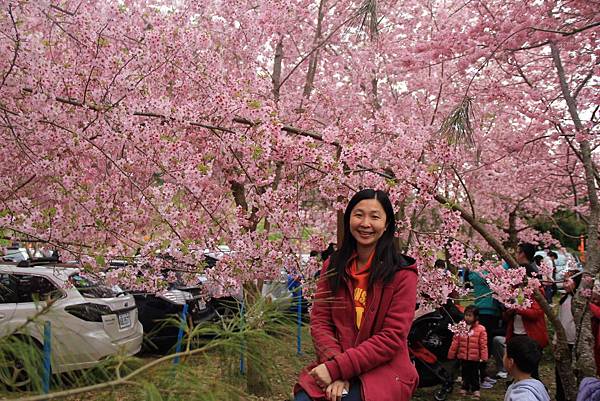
[327,189,405,292]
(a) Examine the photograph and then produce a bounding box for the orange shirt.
[347,251,374,329]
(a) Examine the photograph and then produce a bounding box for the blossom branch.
[40,119,184,242]
[131,144,231,236]
[0,174,36,203]
[573,62,599,100]
[278,12,358,90]
[1,3,20,91]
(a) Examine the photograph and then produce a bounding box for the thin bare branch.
[573,62,599,99]
[50,4,76,16]
[1,4,20,90]
[451,166,476,219]
[531,21,600,36]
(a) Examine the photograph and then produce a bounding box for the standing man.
[504,243,548,380]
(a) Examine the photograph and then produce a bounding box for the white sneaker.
[483,377,497,384]
[480,381,494,389]
[496,371,508,379]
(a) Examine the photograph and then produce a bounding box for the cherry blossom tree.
[403,1,598,399]
[0,0,597,398]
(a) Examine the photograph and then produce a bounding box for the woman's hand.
[309,363,332,388]
[326,380,350,401]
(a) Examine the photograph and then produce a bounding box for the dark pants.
[478,314,502,379]
[544,285,554,304]
[461,360,480,392]
[294,380,362,401]
[555,344,574,401]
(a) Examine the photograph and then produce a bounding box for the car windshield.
[69,273,120,298]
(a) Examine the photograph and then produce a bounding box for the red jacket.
[589,302,600,375]
[296,257,418,401]
[448,322,488,361]
[505,295,549,348]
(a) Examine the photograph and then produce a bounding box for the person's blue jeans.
[544,285,554,304]
[294,380,362,401]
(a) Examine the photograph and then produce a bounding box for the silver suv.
[0,261,143,383]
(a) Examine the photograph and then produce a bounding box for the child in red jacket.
[448,305,489,399]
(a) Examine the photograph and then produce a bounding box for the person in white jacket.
[555,270,581,401]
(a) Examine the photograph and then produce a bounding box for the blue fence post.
[173,303,189,366]
[42,321,51,394]
[296,286,302,355]
[239,299,245,375]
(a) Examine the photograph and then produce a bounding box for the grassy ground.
[284,326,557,401]
[1,323,558,401]
[251,325,556,401]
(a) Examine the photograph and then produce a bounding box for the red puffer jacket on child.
[448,322,488,361]
[590,302,600,376]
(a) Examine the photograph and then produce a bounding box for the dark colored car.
[106,260,216,352]
[132,286,215,352]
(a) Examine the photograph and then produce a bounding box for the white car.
[0,260,143,385]
[2,246,43,262]
[202,249,308,316]
[535,250,582,292]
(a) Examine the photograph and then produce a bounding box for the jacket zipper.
[466,325,471,360]
[347,278,359,336]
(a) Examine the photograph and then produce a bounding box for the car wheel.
[434,389,448,401]
[0,356,30,389]
[212,297,240,321]
[0,337,41,390]
[214,304,237,320]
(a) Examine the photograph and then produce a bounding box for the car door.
[0,273,17,336]
[11,274,75,368]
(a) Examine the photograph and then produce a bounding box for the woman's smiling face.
[349,198,387,250]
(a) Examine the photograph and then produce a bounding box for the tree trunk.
[550,41,599,380]
[302,0,325,100]
[230,180,272,395]
[571,139,599,380]
[272,39,284,104]
[505,210,518,250]
[534,290,578,401]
